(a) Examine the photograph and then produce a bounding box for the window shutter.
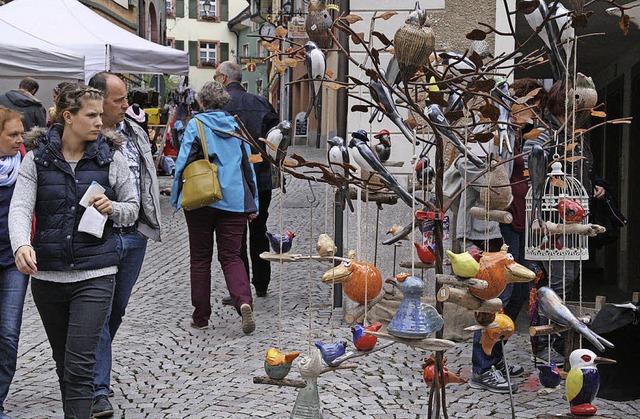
[176,0,184,18]
[219,0,228,21]
[175,40,185,51]
[189,41,199,66]
[219,42,229,64]
[188,0,197,19]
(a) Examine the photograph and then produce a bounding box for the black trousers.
[31,275,114,419]
[241,189,272,293]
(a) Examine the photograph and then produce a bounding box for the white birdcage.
[525,162,590,260]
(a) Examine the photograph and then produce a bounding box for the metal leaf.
[351,105,369,113]
[325,82,344,91]
[349,76,366,86]
[466,29,487,41]
[473,79,496,93]
[550,176,567,189]
[275,26,288,38]
[371,48,380,65]
[376,11,398,21]
[372,31,392,47]
[522,128,545,140]
[351,32,365,45]
[566,155,585,163]
[404,118,418,130]
[472,132,494,143]
[343,14,364,24]
[591,110,607,118]
[480,103,500,122]
[516,0,540,15]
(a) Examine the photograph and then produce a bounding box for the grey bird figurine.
[264,120,292,165]
[373,129,391,162]
[327,135,354,212]
[305,41,326,121]
[537,287,614,352]
[528,144,548,228]
[492,80,515,155]
[348,130,419,209]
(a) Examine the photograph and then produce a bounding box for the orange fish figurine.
[470,245,535,300]
[558,198,585,223]
[422,356,468,387]
[321,252,382,304]
[414,242,436,264]
[480,313,514,355]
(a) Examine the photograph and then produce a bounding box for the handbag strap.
[194,118,210,160]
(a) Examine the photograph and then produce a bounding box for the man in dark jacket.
[217,61,279,299]
[0,78,47,132]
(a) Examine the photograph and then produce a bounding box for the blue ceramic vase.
[387,275,444,339]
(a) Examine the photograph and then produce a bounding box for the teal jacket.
[171,111,258,214]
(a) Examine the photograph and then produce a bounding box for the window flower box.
[199,60,216,68]
[199,14,219,22]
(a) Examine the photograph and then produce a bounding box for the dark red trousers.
[184,207,252,326]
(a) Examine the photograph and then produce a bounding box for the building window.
[257,40,266,58]
[199,0,217,19]
[166,0,175,17]
[242,43,249,57]
[199,41,217,67]
[256,79,263,97]
[167,37,175,48]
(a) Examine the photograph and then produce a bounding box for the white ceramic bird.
[263,120,292,165]
[305,41,326,121]
[327,135,354,212]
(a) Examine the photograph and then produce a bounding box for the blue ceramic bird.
[537,362,562,388]
[566,349,616,416]
[314,340,347,366]
[266,231,295,253]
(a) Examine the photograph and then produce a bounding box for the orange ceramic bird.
[414,242,436,264]
[422,356,468,387]
[321,254,382,303]
[470,246,535,301]
[351,322,383,351]
[480,313,515,355]
[264,348,301,380]
[557,198,585,223]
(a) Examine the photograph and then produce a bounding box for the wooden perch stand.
[529,316,592,337]
[253,376,306,388]
[400,261,435,269]
[348,187,398,205]
[344,291,385,324]
[436,286,503,312]
[435,274,488,290]
[469,207,513,224]
[365,331,456,351]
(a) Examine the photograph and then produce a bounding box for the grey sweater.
[8,150,138,283]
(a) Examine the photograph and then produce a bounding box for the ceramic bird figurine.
[291,348,324,419]
[314,340,347,366]
[393,2,435,84]
[373,129,391,162]
[422,356,468,388]
[305,0,333,49]
[528,144,548,228]
[264,348,301,380]
[568,73,598,130]
[471,246,535,300]
[566,349,616,416]
[446,250,480,278]
[349,130,420,209]
[305,41,326,121]
[264,120,292,165]
[415,156,435,186]
[480,313,515,355]
[321,254,382,304]
[327,135,354,212]
[351,322,383,351]
[414,242,436,264]
[538,362,562,388]
[266,231,295,253]
[557,198,585,223]
[537,287,614,352]
[316,234,337,257]
[387,273,444,339]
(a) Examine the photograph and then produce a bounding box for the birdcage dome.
[525,162,590,261]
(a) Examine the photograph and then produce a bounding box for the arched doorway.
[148,2,158,43]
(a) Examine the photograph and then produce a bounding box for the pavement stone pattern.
[5,145,640,418]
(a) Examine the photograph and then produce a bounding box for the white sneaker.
[240,304,255,334]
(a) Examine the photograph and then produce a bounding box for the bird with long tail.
[305,41,326,121]
[327,135,354,212]
[528,144,548,228]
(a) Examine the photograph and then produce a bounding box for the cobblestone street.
[5,145,640,418]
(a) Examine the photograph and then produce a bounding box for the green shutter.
[219,42,229,64]
[175,40,184,51]
[219,0,228,21]
[189,41,199,66]
[176,0,184,18]
[188,0,197,19]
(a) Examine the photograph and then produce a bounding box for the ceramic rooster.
[387,273,444,339]
[557,198,585,223]
[266,231,295,253]
[446,250,480,278]
[422,356,468,388]
[321,253,382,304]
[264,348,300,380]
[316,234,336,257]
[351,322,383,351]
[566,349,616,416]
[470,246,535,300]
[414,242,436,264]
[314,340,347,366]
[538,362,562,388]
[480,313,515,355]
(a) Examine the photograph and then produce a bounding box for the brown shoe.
[190,320,208,330]
[240,304,255,334]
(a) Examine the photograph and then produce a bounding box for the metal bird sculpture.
[537,287,615,352]
[327,135,355,212]
[348,130,420,209]
[305,41,326,121]
[492,79,516,155]
[314,340,348,366]
[305,0,333,48]
[264,120,292,165]
[528,144,548,228]
[566,349,616,416]
[266,231,295,253]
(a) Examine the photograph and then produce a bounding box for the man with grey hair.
[0,77,47,132]
[216,61,279,302]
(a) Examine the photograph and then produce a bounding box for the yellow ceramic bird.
[316,234,337,257]
[446,250,480,278]
[264,348,301,380]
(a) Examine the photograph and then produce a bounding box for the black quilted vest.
[32,125,118,271]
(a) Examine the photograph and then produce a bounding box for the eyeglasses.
[214,73,225,81]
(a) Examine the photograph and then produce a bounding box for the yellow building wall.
[80,0,138,33]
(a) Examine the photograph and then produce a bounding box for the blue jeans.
[93,232,147,397]
[0,265,28,411]
[499,223,529,322]
[472,330,503,375]
[31,275,115,419]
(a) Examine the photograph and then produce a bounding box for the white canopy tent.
[0,0,189,81]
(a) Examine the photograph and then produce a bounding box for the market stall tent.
[0,0,189,81]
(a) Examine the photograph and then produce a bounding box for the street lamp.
[202,0,212,16]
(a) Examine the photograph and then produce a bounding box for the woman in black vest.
[8,84,138,419]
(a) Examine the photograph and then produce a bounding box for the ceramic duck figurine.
[264,348,300,380]
[321,252,382,304]
[314,340,347,366]
[266,231,295,253]
[414,242,436,264]
[422,356,468,387]
[291,348,324,419]
[566,349,616,416]
[446,250,480,278]
[558,198,585,223]
[316,234,336,257]
[470,246,535,300]
[387,273,444,339]
[479,313,514,355]
[351,322,383,351]
[538,362,562,388]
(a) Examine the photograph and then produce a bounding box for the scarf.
[0,153,20,187]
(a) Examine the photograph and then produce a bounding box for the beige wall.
[81,0,138,32]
